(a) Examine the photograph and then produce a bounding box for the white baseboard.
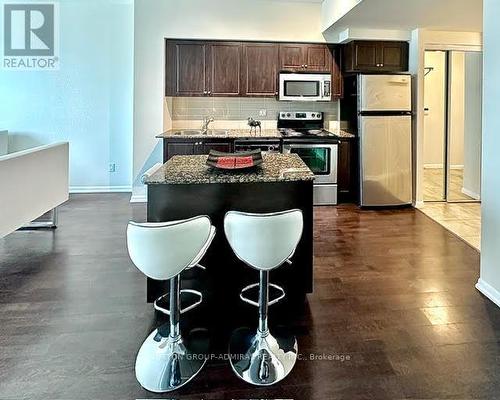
[414,200,425,208]
[461,187,481,200]
[476,278,500,308]
[423,164,464,170]
[130,186,147,203]
[130,193,147,203]
[69,186,132,194]
[423,164,444,169]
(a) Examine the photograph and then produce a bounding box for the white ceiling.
[327,0,483,33]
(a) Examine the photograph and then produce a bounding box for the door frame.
[422,48,482,204]
[411,30,483,207]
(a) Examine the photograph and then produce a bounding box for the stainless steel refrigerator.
[358,74,413,206]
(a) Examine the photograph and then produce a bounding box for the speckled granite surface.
[333,130,356,139]
[145,154,315,185]
[156,129,281,139]
[157,128,355,139]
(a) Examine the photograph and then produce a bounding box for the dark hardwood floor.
[1,194,498,399]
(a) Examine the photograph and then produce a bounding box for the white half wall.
[477,0,500,305]
[133,0,324,200]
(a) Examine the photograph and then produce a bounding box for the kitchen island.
[144,153,314,336]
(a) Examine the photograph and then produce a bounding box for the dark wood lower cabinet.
[337,139,358,203]
[164,142,196,162]
[163,139,232,162]
[201,141,232,154]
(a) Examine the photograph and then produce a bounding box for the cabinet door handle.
[305,64,308,68]
[203,90,208,95]
[208,91,212,95]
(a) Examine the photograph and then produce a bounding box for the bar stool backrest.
[224,209,303,271]
[127,216,212,281]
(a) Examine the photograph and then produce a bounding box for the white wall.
[463,52,482,198]
[476,0,500,305]
[321,0,363,32]
[133,0,324,200]
[0,0,134,192]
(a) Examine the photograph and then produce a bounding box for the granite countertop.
[157,128,355,140]
[333,129,356,139]
[145,153,315,185]
[156,129,281,139]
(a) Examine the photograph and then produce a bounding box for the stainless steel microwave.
[279,73,332,102]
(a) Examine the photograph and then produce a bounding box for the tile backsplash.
[166,97,339,130]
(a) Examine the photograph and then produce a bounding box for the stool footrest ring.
[154,289,203,315]
[240,283,285,307]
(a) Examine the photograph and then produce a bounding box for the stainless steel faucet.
[201,116,214,133]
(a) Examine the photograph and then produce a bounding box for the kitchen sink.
[173,130,204,136]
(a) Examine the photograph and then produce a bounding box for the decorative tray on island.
[206,149,263,170]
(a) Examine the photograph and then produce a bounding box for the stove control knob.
[281,113,286,118]
[286,113,291,117]
[311,113,315,118]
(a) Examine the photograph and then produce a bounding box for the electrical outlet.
[109,163,116,173]
[259,109,267,117]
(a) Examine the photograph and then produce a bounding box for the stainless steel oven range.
[278,112,339,205]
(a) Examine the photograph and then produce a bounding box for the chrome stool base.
[135,326,209,393]
[228,327,298,386]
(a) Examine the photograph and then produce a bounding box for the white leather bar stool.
[224,209,303,386]
[127,216,215,393]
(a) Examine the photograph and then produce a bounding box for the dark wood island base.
[147,179,313,301]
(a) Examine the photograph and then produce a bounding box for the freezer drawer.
[360,115,412,206]
[360,74,412,112]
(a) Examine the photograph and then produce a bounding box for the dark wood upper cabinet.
[279,44,306,70]
[166,39,342,99]
[343,41,409,73]
[279,43,332,72]
[349,42,379,71]
[305,45,332,72]
[241,43,279,97]
[331,46,343,99]
[166,41,207,96]
[379,42,407,70]
[206,42,242,96]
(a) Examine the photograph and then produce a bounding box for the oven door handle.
[284,144,338,149]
